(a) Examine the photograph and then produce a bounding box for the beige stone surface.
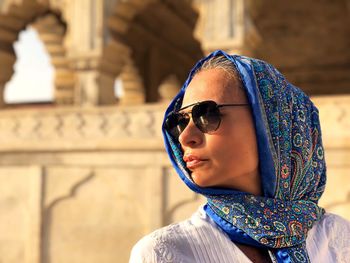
[312,95,350,148]
[43,166,149,263]
[313,97,350,217]
[320,166,350,219]
[312,96,350,216]
[164,168,206,224]
[0,166,41,263]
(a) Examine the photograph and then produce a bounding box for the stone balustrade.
[0,103,166,152]
[0,95,348,150]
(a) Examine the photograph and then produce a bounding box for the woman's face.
[179,68,261,194]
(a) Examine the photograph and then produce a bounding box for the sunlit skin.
[179,68,262,196]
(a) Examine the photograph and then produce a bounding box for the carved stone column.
[63,0,114,106]
[0,50,15,107]
[119,61,145,105]
[158,75,181,103]
[97,73,116,105]
[195,0,246,53]
[0,83,5,107]
[98,40,130,105]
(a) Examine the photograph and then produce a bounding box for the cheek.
[208,124,259,169]
[207,135,241,166]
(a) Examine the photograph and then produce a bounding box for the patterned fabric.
[162,50,326,263]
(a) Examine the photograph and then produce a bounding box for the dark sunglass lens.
[192,101,221,133]
[165,113,189,138]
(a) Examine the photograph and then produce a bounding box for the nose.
[178,118,204,148]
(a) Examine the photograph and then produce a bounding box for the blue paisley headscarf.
[162,50,326,263]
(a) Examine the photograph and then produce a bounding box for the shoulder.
[314,213,350,238]
[129,207,206,263]
[129,205,236,263]
[307,213,350,262]
[129,220,189,263]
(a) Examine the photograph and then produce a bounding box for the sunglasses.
[165,100,249,139]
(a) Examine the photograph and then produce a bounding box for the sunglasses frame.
[165,100,249,139]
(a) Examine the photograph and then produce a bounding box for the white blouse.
[129,206,350,263]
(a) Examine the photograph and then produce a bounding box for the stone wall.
[313,96,350,218]
[0,96,349,263]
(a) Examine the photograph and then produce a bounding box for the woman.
[129,50,350,262]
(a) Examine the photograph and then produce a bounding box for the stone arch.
[32,13,75,104]
[0,0,75,106]
[101,0,203,104]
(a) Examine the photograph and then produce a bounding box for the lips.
[183,154,208,169]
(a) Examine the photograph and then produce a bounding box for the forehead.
[182,68,246,107]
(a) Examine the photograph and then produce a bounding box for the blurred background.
[0,0,349,262]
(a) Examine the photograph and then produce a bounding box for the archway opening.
[125,1,203,102]
[4,26,54,104]
[114,77,124,99]
[105,0,204,103]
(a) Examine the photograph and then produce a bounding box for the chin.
[191,172,215,188]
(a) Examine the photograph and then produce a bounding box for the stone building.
[0,0,349,262]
